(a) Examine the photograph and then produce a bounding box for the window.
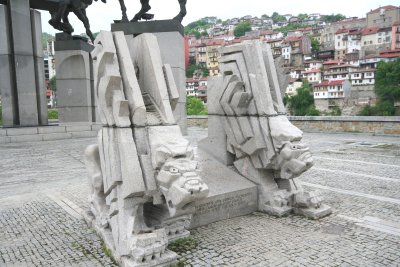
[378,38,382,43]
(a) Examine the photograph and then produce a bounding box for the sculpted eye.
[169,167,179,173]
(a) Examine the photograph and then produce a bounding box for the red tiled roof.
[261,30,274,35]
[336,28,350,34]
[333,18,366,25]
[302,69,321,74]
[351,68,376,73]
[361,27,379,35]
[313,80,345,87]
[380,53,400,58]
[327,64,353,69]
[206,39,224,46]
[379,49,400,58]
[323,60,342,65]
[361,54,379,59]
[186,77,208,83]
[378,27,393,32]
[283,36,303,42]
[264,38,283,43]
[367,5,398,14]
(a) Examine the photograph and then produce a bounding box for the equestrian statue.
[113,0,187,23]
[0,0,104,41]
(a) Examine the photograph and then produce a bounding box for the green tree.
[186,64,209,78]
[276,23,307,35]
[234,21,252,37]
[285,82,320,116]
[358,101,395,116]
[185,17,216,35]
[271,12,286,23]
[322,14,346,23]
[359,59,400,116]
[50,76,57,92]
[374,59,400,103]
[298,13,308,20]
[310,36,320,54]
[187,96,208,115]
[42,32,54,49]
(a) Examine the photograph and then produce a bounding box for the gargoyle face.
[274,142,314,180]
[156,159,209,216]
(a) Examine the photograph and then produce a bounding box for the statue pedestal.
[0,2,47,127]
[111,20,187,134]
[54,34,97,124]
[190,149,258,228]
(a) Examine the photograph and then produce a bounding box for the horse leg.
[131,0,151,22]
[49,0,69,30]
[118,0,128,22]
[74,8,95,42]
[173,0,187,23]
[62,10,74,35]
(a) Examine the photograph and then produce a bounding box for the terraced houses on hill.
[185,5,400,114]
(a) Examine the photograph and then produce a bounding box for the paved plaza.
[0,127,399,266]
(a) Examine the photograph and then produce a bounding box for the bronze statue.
[113,0,187,23]
[48,0,105,41]
[0,0,101,40]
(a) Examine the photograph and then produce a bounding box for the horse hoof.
[141,13,154,20]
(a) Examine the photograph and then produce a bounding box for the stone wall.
[187,116,400,135]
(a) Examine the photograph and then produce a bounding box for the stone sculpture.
[200,42,332,219]
[111,0,187,23]
[84,30,208,266]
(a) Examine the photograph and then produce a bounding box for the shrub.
[48,109,59,120]
[187,96,208,115]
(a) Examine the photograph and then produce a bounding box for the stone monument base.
[85,218,177,267]
[190,149,258,228]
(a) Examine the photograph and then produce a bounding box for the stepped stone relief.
[200,41,332,219]
[84,31,208,267]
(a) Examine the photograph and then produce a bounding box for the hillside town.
[185,5,400,115]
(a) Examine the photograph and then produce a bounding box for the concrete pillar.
[0,1,48,127]
[54,34,96,124]
[111,20,188,134]
[0,4,15,126]
[31,9,48,125]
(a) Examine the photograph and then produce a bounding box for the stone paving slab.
[0,128,399,266]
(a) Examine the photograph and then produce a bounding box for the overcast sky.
[40,1,399,35]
